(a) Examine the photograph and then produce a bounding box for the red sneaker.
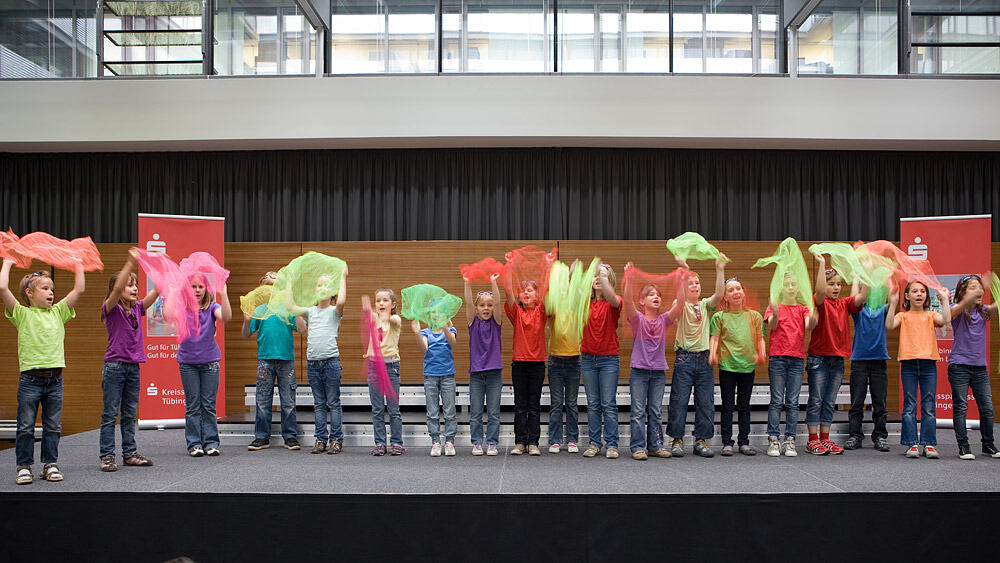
[821,439,844,455]
[806,439,830,455]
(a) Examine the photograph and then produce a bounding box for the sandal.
[41,463,64,482]
[16,466,32,485]
[739,445,757,456]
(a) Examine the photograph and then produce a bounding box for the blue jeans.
[308,357,343,442]
[768,356,804,438]
[469,369,502,445]
[255,359,297,441]
[99,361,141,458]
[629,368,665,452]
[547,355,581,445]
[178,362,220,451]
[581,353,619,448]
[369,360,402,446]
[667,349,715,441]
[900,359,937,447]
[16,372,63,466]
[425,375,458,443]
[948,363,994,446]
[806,354,843,426]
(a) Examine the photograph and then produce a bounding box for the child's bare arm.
[0,259,17,312]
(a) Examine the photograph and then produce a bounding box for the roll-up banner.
[899,214,991,424]
[137,213,226,428]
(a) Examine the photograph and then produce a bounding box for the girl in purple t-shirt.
[99,248,160,472]
[464,274,503,456]
[948,274,999,460]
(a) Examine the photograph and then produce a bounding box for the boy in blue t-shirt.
[411,318,459,456]
[845,282,891,452]
[242,272,305,451]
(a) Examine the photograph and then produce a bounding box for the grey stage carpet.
[2,426,999,494]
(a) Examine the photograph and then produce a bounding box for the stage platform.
[2,427,999,562]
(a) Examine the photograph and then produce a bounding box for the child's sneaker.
[430,443,442,457]
[511,444,526,455]
[923,445,940,459]
[905,445,920,458]
[100,454,118,472]
[472,443,484,456]
[312,440,327,454]
[670,438,685,457]
[548,443,561,454]
[247,439,270,451]
[389,444,405,456]
[605,447,619,459]
[527,445,541,456]
[15,466,32,485]
[189,446,205,457]
[205,447,220,457]
[284,437,301,451]
[582,444,601,458]
[821,439,844,455]
[766,436,780,457]
[486,444,498,456]
[371,444,387,456]
[444,442,456,456]
[983,443,1000,458]
[783,437,798,457]
[958,444,976,460]
[327,440,343,455]
[631,450,648,461]
[567,442,579,454]
[806,440,829,455]
[123,453,154,466]
[41,463,63,482]
[649,448,673,458]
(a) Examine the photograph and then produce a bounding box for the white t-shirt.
[306,305,341,360]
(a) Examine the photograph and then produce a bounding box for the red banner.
[899,215,992,421]
[138,214,226,423]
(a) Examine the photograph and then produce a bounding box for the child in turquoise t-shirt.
[1,258,86,485]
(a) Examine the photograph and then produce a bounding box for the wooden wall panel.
[1,241,996,437]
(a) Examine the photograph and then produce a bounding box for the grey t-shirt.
[306,305,341,360]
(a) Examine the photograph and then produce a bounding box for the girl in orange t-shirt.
[886,280,951,459]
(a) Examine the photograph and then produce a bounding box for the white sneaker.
[430,443,442,457]
[472,443,484,456]
[486,444,498,456]
[766,436,781,457]
[444,442,456,456]
[549,443,561,454]
[567,442,579,453]
[783,437,798,457]
[924,445,940,459]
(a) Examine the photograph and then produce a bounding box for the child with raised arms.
[99,248,158,472]
[363,288,404,456]
[2,258,85,484]
[886,280,950,459]
[177,273,232,457]
[709,277,766,456]
[465,274,503,455]
[412,307,458,457]
[580,263,621,459]
[948,274,999,460]
[845,275,891,453]
[287,268,348,454]
[504,279,546,456]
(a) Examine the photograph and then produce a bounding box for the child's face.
[315,276,333,300]
[519,284,538,308]
[907,282,928,309]
[640,287,661,313]
[781,277,799,302]
[26,278,54,308]
[826,275,842,299]
[686,275,702,301]
[725,280,745,309]
[965,279,984,305]
[191,280,206,302]
[374,291,394,314]
[124,277,139,303]
[476,294,495,320]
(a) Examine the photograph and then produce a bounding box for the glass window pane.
[102,2,203,76]
[626,1,669,72]
[215,1,316,76]
[673,0,778,74]
[797,0,897,75]
[0,0,97,78]
[443,0,549,73]
[916,46,1000,73]
[331,0,435,74]
[910,0,1000,13]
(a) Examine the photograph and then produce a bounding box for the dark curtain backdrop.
[2,148,998,242]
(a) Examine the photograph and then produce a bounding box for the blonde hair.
[474,291,494,306]
[19,271,52,305]
[191,274,215,309]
